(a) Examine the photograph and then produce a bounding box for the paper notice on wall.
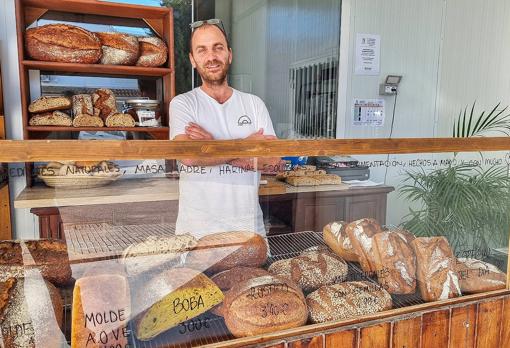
[355,33,381,75]
[352,99,385,127]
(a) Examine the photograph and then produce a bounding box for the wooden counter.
[14,177,394,239]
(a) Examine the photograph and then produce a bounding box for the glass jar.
[122,99,162,127]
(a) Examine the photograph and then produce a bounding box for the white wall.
[0,0,38,239]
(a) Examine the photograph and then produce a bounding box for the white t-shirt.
[170,87,276,239]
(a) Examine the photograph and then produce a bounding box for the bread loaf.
[28,96,72,113]
[313,174,342,185]
[72,94,94,116]
[185,231,268,274]
[323,221,358,262]
[345,218,384,272]
[268,250,348,293]
[455,258,506,293]
[411,237,461,302]
[105,113,135,127]
[0,239,72,286]
[92,88,118,121]
[0,277,64,348]
[133,268,223,341]
[96,32,139,65]
[306,281,392,324]
[223,275,307,337]
[372,231,417,294]
[71,274,131,348]
[29,111,72,126]
[136,37,168,67]
[25,24,101,63]
[285,176,318,186]
[73,114,104,128]
[210,267,270,317]
[121,234,197,276]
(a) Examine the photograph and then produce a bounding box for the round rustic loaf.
[306,281,392,324]
[268,250,348,293]
[0,277,64,347]
[0,239,72,286]
[345,218,384,272]
[185,231,268,274]
[323,221,359,262]
[223,275,308,337]
[136,36,168,67]
[25,24,101,63]
[96,32,139,65]
[210,267,270,317]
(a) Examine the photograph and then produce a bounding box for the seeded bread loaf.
[133,268,223,341]
[313,174,342,185]
[323,221,358,262]
[105,113,136,127]
[0,239,72,286]
[71,274,131,348]
[410,237,461,302]
[268,250,348,293]
[72,94,94,117]
[121,234,197,276]
[285,176,318,186]
[372,230,417,294]
[210,267,270,317]
[25,24,101,63]
[455,258,506,293]
[28,96,72,113]
[92,88,118,121]
[136,37,168,67]
[223,275,307,337]
[185,231,268,274]
[96,32,139,65]
[306,281,392,324]
[345,218,384,272]
[29,111,72,126]
[73,114,104,127]
[0,277,64,348]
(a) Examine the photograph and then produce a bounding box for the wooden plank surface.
[3,137,510,163]
[392,316,421,348]
[359,323,391,348]
[0,185,12,240]
[421,310,450,348]
[500,297,510,347]
[449,304,476,348]
[326,329,358,348]
[476,300,503,348]
[288,335,323,348]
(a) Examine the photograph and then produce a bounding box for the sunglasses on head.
[190,19,226,33]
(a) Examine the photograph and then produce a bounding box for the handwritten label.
[85,326,130,347]
[246,284,289,300]
[261,303,289,318]
[178,317,211,334]
[178,165,207,175]
[173,295,205,314]
[334,283,386,298]
[351,267,390,280]
[84,309,126,328]
[455,249,492,260]
[135,164,166,174]
[1,321,34,339]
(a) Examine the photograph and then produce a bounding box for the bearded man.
[170,19,280,238]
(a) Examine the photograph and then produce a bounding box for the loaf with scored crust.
[28,96,72,113]
[25,24,101,63]
[97,32,139,65]
[323,221,359,262]
[455,258,506,294]
[345,218,384,273]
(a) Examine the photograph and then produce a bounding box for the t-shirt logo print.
[238,115,252,126]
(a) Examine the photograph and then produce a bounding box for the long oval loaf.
[25,24,101,63]
[185,231,268,274]
[323,221,359,262]
[133,268,223,341]
[223,275,308,337]
[306,281,392,324]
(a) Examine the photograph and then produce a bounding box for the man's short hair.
[189,24,230,54]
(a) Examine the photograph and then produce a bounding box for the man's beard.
[197,59,230,85]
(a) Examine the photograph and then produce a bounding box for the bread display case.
[0,138,509,347]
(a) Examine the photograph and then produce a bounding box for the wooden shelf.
[21,0,169,19]
[23,60,172,77]
[27,126,169,133]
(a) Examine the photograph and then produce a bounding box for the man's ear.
[228,48,233,64]
[189,52,197,68]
